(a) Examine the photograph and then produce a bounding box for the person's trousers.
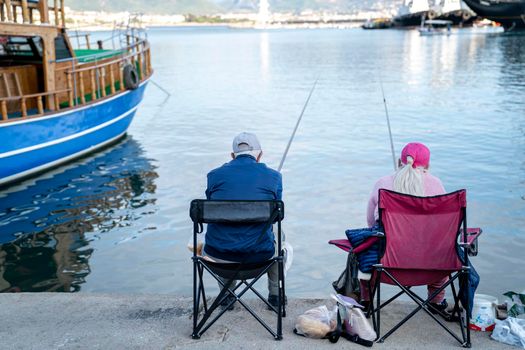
[203,243,282,297]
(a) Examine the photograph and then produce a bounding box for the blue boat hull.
[0,81,148,186]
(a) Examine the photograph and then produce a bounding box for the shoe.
[219,295,236,311]
[429,299,459,322]
[267,294,287,310]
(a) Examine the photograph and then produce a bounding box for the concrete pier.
[0,293,512,349]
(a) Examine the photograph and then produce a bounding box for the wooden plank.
[99,67,106,97]
[60,0,65,27]
[21,0,29,23]
[1,100,7,120]
[4,0,12,22]
[37,95,43,114]
[13,72,22,95]
[109,64,115,94]
[53,93,59,111]
[38,0,49,24]
[119,64,124,91]
[53,0,58,25]
[67,73,73,107]
[90,69,96,100]
[79,71,85,104]
[21,97,27,117]
[2,73,11,97]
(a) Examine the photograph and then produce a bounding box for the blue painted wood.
[0,82,148,184]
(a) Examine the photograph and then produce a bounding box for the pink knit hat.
[401,142,430,168]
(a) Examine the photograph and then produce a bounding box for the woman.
[363,142,452,315]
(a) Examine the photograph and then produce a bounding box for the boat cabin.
[0,0,151,121]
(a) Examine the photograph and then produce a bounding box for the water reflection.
[0,138,158,292]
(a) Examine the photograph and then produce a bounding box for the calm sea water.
[0,27,524,299]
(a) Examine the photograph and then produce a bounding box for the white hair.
[393,156,426,196]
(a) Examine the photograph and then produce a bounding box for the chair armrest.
[328,237,379,254]
[328,239,353,253]
[458,228,482,257]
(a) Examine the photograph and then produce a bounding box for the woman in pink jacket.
[364,142,453,317]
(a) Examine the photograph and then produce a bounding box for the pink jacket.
[367,173,446,228]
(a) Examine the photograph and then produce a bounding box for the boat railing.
[0,88,70,121]
[0,0,66,27]
[60,38,152,109]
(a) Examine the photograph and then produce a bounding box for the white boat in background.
[394,0,434,27]
[434,0,476,25]
[418,19,453,35]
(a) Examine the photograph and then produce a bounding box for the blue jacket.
[204,155,282,263]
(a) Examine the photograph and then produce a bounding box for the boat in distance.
[0,1,153,187]
[462,0,525,29]
[419,19,453,35]
[394,0,435,27]
[362,18,393,29]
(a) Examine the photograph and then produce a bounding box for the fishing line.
[278,77,319,172]
[379,75,397,171]
[150,79,171,106]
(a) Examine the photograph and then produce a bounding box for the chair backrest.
[190,199,284,224]
[378,189,465,273]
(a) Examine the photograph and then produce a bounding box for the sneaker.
[219,295,236,311]
[429,299,459,322]
[267,294,287,310]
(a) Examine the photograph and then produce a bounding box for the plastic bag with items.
[491,317,525,349]
[332,294,377,343]
[294,305,337,339]
[505,291,525,318]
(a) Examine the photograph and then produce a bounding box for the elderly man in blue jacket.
[203,132,283,309]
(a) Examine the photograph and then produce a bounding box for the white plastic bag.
[505,291,525,318]
[491,317,525,348]
[332,293,377,341]
[295,305,337,339]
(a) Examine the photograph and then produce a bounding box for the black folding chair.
[189,199,286,340]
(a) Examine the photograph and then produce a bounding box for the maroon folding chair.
[368,189,478,347]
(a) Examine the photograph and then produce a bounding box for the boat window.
[55,34,72,60]
[0,36,43,59]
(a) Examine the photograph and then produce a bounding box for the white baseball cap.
[232,132,262,153]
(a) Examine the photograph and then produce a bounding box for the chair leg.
[376,268,382,342]
[192,259,200,339]
[367,279,376,330]
[280,257,286,318]
[276,259,284,340]
[464,269,471,348]
[450,275,466,343]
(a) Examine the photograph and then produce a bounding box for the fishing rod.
[379,76,397,171]
[277,77,319,172]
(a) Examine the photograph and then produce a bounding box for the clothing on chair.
[204,154,282,263]
[345,227,381,273]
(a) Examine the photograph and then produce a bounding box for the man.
[203,132,283,308]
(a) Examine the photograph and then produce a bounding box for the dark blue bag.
[345,227,381,273]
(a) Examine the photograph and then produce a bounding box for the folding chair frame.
[368,200,472,348]
[190,200,286,340]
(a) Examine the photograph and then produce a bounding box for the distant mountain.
[67,0,221,14]
[215,0,402,13]
[66,0,402,14]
